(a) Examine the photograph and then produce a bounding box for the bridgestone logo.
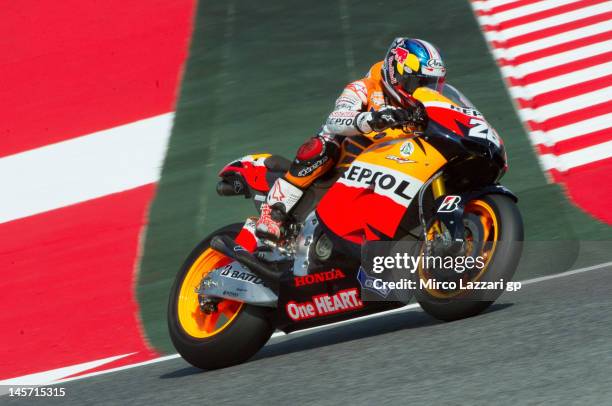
[294,269,345,287]
[285,288,363,321]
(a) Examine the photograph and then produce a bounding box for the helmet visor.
[399,74,445,94]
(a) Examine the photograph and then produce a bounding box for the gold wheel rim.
[177,248,243,338]
[419,199,499,299]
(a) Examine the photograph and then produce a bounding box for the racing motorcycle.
[168,84,524,370]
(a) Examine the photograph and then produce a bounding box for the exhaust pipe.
[210,235,281,288]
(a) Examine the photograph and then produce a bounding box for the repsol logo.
[341,164,413,202]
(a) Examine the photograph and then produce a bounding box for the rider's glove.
[411,102,428,127]
[367,107,412,132]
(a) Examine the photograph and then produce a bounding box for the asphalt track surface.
[6,265,612,405]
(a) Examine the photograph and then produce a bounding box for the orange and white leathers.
[321,61,393,138]
[257,61,396,238]
[269,60,394,195]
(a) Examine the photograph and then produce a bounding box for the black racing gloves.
[367,104,428,132]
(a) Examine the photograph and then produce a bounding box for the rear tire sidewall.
[417,194,524,322]
[167,223,275,369]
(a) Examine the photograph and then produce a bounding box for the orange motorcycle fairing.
[316,134,447,244]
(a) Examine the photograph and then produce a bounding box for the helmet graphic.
[382,38,446,105]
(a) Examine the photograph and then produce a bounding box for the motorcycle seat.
[264,155,291,173]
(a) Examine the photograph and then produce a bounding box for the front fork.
[431,176,446,199]
[419,173,466,256]
[423,175,518,254]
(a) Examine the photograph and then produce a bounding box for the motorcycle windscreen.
[316,137,447,244]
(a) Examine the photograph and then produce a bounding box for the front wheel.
[416,194,524,321]
[167,223,274,369]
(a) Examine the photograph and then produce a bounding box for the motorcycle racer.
[256,37,447,241]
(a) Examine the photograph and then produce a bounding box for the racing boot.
[256,177,303,241]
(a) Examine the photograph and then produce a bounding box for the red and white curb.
[0,0,195,382]
[470,0,612,174]
[1,114,173,224]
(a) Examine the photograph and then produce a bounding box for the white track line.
[472,0,526,12]
[500,41,612,78]
[519,86,612,122]
[542,113,612,145]
[489,0,581,24]
[480,2,612,39]
[478,0,593,27]
[528,113,612,151]
[0,353,135,386]
[540,140,612,171]
[521,261,612,285]
[15,259,604,386]
[508,61,612,96]
[501,21,612,55]
[0,113,173,224]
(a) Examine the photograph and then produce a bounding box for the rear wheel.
[168,224,274,369]
[416,194,523,321]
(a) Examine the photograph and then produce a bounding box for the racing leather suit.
[285,60,393,186]
[257,61,400,238]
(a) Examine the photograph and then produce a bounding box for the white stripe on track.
[500,41,612,78]
[521,261,612,285]
[508,61,612,96]
[540,113,612,145]
[0,113,173,224]
[488,0,581,24]
[481,2,612,39]
[518,86,612,122]
[480,29,507,43]
[540,140,612,171]
[498,20,611,55]
[471,0,526,12]
[5,259,606,387]
[0,353,134,386]
[471,0,528,10]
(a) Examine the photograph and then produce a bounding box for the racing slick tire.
[168,223,274,370]
[416,194,524,322]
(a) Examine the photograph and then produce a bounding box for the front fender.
[469,184,518,202]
